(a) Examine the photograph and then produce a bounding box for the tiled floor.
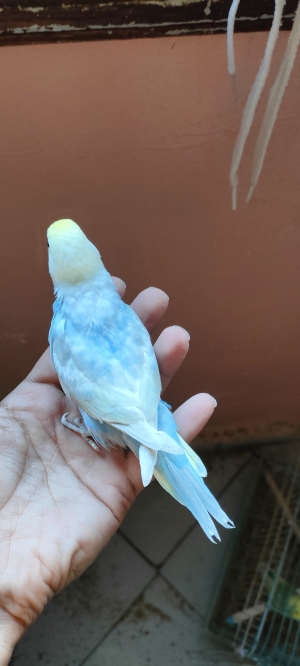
[13,450,258,666]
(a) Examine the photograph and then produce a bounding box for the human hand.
[0,281,216,665]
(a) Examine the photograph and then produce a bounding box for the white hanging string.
[228,0,286,209]
[247,1,300,201]
[227,0,241,101]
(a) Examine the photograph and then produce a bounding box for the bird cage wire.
[209,444,300,666]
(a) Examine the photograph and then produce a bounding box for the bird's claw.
[61,412,100,451]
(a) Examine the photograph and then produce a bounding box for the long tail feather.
[154,401,234,542]
[154,454,221,542]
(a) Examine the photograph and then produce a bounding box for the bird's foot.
[61,412,100,451]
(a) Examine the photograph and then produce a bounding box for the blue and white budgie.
[47,219,234,543]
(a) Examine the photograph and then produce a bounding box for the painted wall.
[1,33,300,438]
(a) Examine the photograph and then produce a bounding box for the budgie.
[227,568,300,626]
[47,219,234,543]
[265,569,300,621]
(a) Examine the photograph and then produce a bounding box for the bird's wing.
[50,298,161,425]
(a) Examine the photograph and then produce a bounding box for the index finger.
[130,287,169,333]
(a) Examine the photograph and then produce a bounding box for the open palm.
[0,282,216,665]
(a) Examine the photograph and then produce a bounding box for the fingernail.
[213,398,218,408]
[178,326,190,341]
[120,279,126,288]
[148,287,169,300]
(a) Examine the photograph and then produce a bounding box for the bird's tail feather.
[154,459,220,542]
[154,401,234,543]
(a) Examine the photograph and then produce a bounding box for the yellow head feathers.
[48,218,81,238]
[47,219,103,287]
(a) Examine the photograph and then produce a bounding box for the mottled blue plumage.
[48,219,234,542]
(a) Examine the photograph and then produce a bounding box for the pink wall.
[1,33,300,438]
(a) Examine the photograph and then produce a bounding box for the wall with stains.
[1,33,300,441]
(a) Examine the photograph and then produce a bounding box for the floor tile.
[120,452,250,567]
[201,450,252,496]
[83,576,252,666]
[161,456,260,620]
[120,480,196,565]
[14,533,155,666]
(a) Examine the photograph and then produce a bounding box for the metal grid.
[210,446,300,665]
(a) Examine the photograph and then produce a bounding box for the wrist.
[0,609,24,666]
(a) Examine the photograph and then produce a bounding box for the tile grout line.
[79,454,256,666]
[118,529,160,569]
[216,453,253,500]
[157,454,255,570]
[120,519,199,572]
[78,571,159,666]
[120,530,210,621]
[78,526,206,666]
[159,520,198,568]
[159,571,207,621]
[79,569,207,666]
[119,454,254,576]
